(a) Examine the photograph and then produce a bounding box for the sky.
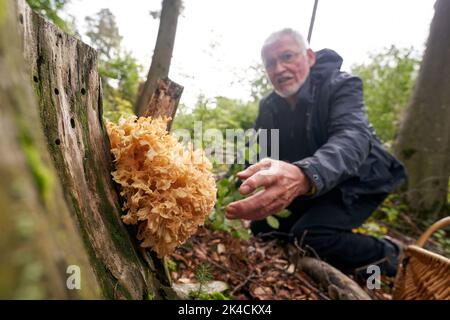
[64,0,436,107]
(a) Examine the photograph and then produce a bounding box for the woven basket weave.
[393,217,450,300]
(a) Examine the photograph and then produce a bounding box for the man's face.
[262,35,316,98]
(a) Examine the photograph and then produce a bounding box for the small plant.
[196,291,231,300]
[166,258,177,272]
[265,209,292,229]
[353,218,388,237]
[190,263,213,300]
[208,164,251,239]
[432,229,450,257]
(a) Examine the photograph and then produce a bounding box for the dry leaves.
[171,227,330,300]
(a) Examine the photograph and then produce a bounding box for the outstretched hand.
[225,158,311,221]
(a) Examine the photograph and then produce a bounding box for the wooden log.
[296,257,372,300]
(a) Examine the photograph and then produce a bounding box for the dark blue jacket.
[255,49,406,206]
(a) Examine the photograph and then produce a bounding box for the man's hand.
[225,158,311,220]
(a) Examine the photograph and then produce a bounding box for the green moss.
[166,258,177,272]
[18,126,54,206]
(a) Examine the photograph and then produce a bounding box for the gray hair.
[261,28,309,59]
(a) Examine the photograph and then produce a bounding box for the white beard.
[271,69,310,99]
[274,79,304,98]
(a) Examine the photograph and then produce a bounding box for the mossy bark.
[0,0,176,299]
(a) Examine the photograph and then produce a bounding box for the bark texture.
[133,0,181,116]
[394,0,450,220]
[142,77,183,131]
[0,0,177,299]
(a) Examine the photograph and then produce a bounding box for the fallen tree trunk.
[286,245,371,300]
[0,0,177,299]
[296,257,371,300]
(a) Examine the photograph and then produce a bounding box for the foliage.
[351,46,421,144]
[26,0,72,32]
[353,220,388,238]
[208,164,251,240]
[355,193,408,237]
[166,258,177,272]
[248,63,272,101]
[432,229,450,257]
[265,209,291,230]
[172,95,258,134]
[100,52,142,122]
[195,291,230,300]
[84,8,142,122]
[85,8,122,60]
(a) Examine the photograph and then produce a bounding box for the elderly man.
[226,28,406,277]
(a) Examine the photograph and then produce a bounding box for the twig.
[231,273,255,296]
[399,212,423,234]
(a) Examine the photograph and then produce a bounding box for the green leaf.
[266,216,280,229]
[275,209,292,218]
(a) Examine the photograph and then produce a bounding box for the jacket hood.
[310,48,343,78]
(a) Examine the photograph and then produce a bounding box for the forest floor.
[169,225,395,300]
[169,210,449,300]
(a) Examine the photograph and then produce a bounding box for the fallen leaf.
[287,263,295,274]
[217,243,226,255]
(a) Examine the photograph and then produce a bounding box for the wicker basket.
[393,216,450,300]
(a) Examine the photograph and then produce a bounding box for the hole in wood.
[37,55,44,66]
[33,76,39,83]
[55,139,61,145]
[70,118,75,128]
[81,88,86,95]
[54,88,59,95]
[19,14,23,24]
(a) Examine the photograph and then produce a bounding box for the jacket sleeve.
[294,73,372,197]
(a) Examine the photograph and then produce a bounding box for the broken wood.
[142,77,183,131]
[133,0,182,116]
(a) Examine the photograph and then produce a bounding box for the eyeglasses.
[264,51,303,71]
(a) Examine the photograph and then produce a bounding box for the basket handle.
[417,216,450,247]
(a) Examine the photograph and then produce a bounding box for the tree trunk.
[133,0,181,116]
[0,0,177,299]
[394,0,450,221]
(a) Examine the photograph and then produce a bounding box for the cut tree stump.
[0,0,178,299]
[1,0,98,299]
[142,77,183,131]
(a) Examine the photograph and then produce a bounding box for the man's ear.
[306,48,316,67]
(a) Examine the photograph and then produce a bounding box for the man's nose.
[272,59,287,73]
